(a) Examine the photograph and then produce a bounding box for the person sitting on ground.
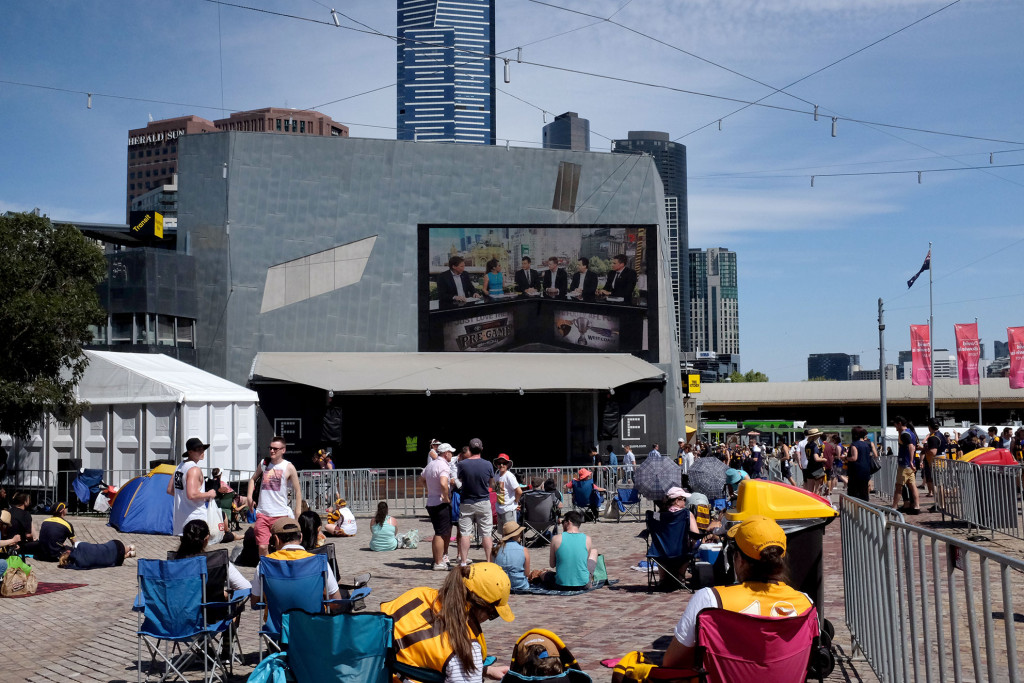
[662,515,813,669]
[325,498,358,537]
[532,511,598,591]
[57,539,135,569]
[494,521,531,592]
[298,509,327,550]
[0,510,22,575]
[25,502,75,561]
[369,501,401,551]
[382,562,513,682]
[7,492,35,546]
[250,517,342,609]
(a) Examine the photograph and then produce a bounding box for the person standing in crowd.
[515,256,540,295]
[457,438,496,566]
[748,436,763,479]
[247,435,303,556]
[777,441,797,487]
[648,443,661,459]
[844,426,875,502]
[422,443,453,570]
[493,455,522,527]
[800,429,827,493]
[382,563,513,682]
[922,419,946,509]
[608,445,619,468]
[987,426,1000,447]
[426,438,441,464]
[662,516,813,668]
[588,445,598,467]
[892,417,920,514]
[623,446,636,484]
[1011,428,1024,463]
[168,438,217,536]
[541,257,567,297]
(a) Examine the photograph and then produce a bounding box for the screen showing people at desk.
[421,224,655,355]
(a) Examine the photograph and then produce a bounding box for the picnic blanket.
[4,582,88,598]
[512,579,618,596]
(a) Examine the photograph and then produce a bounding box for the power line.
[200,0,1023,146]
[0,79,233,113]
[690,162,1024,181]
[497,87,615,142]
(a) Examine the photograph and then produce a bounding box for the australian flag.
[907,249,931,289]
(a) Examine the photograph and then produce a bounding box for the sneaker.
[441,554,450,566]
[433,563,449,571]
[460,558,473,567]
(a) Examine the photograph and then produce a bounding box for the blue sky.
[2,0,1022,381]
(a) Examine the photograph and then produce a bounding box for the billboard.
[418,224,657,358]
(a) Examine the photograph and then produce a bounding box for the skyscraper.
[612,131,689,351]
[807,353,859,381]
[397,0,496,145]
[689,248,739,361]
[542,112,590,151]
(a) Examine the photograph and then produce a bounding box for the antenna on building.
[149,113,154,122]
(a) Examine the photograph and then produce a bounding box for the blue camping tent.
[108,464,176,535]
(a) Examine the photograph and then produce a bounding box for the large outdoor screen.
[418,224,658,359]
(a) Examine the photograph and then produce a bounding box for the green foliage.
[807,376,834,382]
[728,369,770,383]
[0,212,106,438]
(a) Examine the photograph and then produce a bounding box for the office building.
[807,353,859,381]
[127,109,348,218]
[851,365,898,381]
[612,131,689,352]
[932,349,956,379]
[396,0,496,144]
[543,112,590,151]
[689,248,739,361]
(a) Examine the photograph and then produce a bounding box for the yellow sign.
[129,211,164,240]
[687,374,701,394]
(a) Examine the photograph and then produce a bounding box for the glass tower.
[397,0,496,145]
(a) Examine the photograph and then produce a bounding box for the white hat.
[438,443,455,453]
[678,437,685,442]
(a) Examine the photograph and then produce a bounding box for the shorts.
[896,467,916,487]
[497,509,517,526]
[780,464,792,478]
[426,503,452,539]
[457,499,493,538]
[254,513,288,546]
[803,467,824,482]
[921,458,933,483]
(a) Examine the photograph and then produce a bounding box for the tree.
[728,369,770,383]
[0,212,106,439]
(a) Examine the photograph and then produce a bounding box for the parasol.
[686,456,728,500]
[633,455,681,500]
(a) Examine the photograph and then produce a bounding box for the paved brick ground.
[2,502,885,683]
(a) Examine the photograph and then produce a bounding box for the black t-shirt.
[926,434,945,456]
[805,442,823,470]
[7,506,33,541]
[458,458,494,503]
[37,516,75,560]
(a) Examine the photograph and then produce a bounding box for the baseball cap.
[271,518,301,536]
[186,437,210,452]
[726,515,787,560]
[515,632,560,662]
[463,562,514,622]
[678,437,685,442]
[469,437,484,451]
[438,443,455,454]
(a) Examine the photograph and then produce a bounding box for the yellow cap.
[726,515,787,559]
[463,562,514,622]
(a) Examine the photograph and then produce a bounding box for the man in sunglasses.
[247,435,303,556]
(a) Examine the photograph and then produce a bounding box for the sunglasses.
[469,595,501,620]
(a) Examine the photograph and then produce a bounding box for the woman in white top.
[168,438,217,536]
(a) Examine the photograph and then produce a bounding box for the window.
[162,147,168,154]
[145,170,151,177]
[130,151,136,159]
[146,149,152,157]
[276,119,281,131]
[111,314,132,344]
[300,121,305,133]
[176,318,194,347]
[170,145,176,152]
[88,323,106,345]
[284,120,290,132]
[157,315,174,346]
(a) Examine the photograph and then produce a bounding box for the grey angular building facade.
[175,133,684,464]
[543,112,590,151]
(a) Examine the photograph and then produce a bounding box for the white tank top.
[256,460,294,517]
[172,460,208,536]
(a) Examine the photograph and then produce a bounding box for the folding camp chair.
[135,555,246,683]
[613,487,642,522]
[520,489,560,547]
[254,553,372,659]
[639,509,699,592]
[281,609,394,683]
[570,479,604,523]
[651,606,823,683]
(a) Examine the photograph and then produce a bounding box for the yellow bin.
[725,479,837,523]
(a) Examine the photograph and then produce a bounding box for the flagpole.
[977,317,982,424]
[879,298,887,439]
[928,241,935,419]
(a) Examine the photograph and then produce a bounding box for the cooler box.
[723,480,837,625]
[698,543,722,565]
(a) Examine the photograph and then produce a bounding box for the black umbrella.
[687,457,728,500]
[634,455,681,500]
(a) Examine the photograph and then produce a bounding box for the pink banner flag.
[910,324,932,386]
[1008,327,1024,390]
[954,323,980,385]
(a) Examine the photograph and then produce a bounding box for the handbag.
[869,443,882,474]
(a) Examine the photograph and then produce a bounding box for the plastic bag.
[1,565,39,597]
[207,502,226,544]
[400,529,420,549]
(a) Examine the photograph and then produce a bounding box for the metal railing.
[840,494,1024,683]
[933,456,1024,540]
[51,468,255,515]
[871,454,899,502]
[0,470,56,506]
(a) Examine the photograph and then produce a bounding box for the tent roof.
[78,351,258,404]
[251,352,666,393]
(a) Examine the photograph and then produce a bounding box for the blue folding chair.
[640,508,700,592]
[135,555,244,683]
[613,487,642,522]
[570,479,604,522]
[282,609,394,683]
[255,554,372,659]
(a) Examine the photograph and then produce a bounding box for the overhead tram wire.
[690,162,1024,181]
[496,0,635,55]
[200,0,1024,147]
[676,0,964,140]
[497,87,616,143]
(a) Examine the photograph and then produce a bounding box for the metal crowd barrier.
[0,470,56,506]
[871,454,899,502]
[298,468,378,515]
[840,494,1023,683]
[933,456,1024,540]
